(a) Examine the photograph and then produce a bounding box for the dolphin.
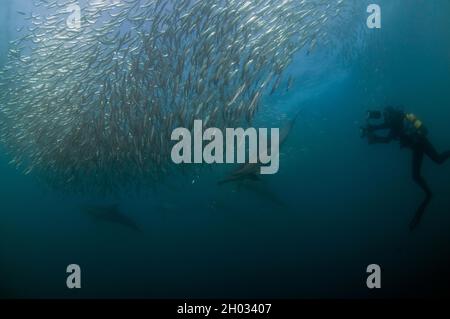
[81,204,141,232]
[218,110,301,185]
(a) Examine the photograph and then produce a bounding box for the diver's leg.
[423,139,450,164]
[410,149,432,230]
[412,149,431,195]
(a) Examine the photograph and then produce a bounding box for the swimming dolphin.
[218,110,301,185]
[82,204,141,232]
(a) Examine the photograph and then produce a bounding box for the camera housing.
[367,110,382,120]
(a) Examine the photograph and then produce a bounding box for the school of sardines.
[0,0,351,193]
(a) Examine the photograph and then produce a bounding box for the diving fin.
[409,195,432,230]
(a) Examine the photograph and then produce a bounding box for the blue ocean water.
[0,0,450,298]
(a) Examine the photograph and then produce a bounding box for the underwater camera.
[360,110,382,138]
[366,110,382,120]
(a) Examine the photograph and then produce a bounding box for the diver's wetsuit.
[367,109,450,229]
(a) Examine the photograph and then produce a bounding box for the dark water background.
[0,0,450,298]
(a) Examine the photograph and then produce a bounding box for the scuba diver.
[361,106,450,230]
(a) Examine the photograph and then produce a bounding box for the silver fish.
[0,0,358,193]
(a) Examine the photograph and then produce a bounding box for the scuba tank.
[404,113,428,136]
[403,113,428,145]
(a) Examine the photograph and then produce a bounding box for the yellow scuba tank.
[405,113,427,136]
